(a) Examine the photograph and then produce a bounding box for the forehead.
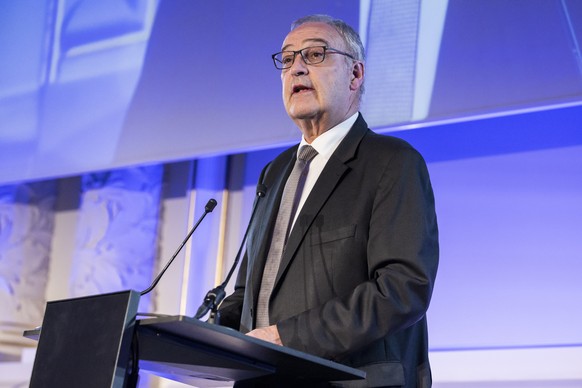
[282,22,343,50]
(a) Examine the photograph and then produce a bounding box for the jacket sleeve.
[216,251,247,330]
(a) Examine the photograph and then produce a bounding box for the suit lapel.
[274,115,369,287]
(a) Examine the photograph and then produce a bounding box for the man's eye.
[281,55,294,64]
[307,50,323,61]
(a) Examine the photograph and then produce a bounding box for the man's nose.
[289,53,309,75]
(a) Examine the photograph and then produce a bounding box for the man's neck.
[298,121,334,143]
[298,111,359,145]
[295,107,359,143]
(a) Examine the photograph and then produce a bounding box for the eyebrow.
[281,38,329,51]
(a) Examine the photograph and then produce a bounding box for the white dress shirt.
[290,112,359,230]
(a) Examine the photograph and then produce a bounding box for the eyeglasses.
[272,46,355,70]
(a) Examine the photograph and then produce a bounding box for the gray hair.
[291,14,366,62]
[291,14,365,98]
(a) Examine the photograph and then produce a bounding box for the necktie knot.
[298,145,318,163]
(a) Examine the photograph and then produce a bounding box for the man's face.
[280,22,359,130]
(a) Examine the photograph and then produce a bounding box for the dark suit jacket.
[219,114,439,387]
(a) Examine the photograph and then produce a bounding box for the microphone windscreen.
[205,199,217,212]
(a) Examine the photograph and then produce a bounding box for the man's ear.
[349,61,364,91]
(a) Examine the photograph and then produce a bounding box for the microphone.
[194,171,269,322]
[140,199,217,296]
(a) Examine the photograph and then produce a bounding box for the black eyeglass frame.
[271,46,356,70]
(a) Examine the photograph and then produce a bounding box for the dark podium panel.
[29,290,140,388]
[137,315,365,386]
[26,291,365,387]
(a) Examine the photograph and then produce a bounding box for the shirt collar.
[298,112,359,160]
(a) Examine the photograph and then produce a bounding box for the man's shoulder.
[273,144,298,162]
[262,144,297,176]
[351,114,418,154]
[360,130,420,159]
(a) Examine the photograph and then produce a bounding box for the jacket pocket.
[309,224,356,246]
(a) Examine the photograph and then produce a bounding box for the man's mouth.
[292,85,313,94]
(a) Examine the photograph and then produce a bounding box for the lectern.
[25,290,365,387]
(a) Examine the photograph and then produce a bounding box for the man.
[219,14,438,387]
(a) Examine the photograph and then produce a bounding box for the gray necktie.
[255,145,318,328]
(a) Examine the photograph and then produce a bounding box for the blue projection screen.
[1,0,581,184]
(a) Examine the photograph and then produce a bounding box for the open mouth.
[292,85,313,94]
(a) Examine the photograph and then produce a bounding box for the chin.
[287,106,320,121]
